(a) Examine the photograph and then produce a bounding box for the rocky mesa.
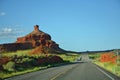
[0,25,64,54]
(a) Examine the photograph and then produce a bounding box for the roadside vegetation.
[89,52,120,77]
[58,53,80,62]
[0,50,80,79]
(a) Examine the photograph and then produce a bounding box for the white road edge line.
[93,64,115,80]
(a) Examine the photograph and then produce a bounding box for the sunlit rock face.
[0,25,64,53]
[16,25,59,49]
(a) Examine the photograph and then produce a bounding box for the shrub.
[49,56,63,63]
[0,57,10,65]
[37,55,63,66]
[100,52,117,64]
[3,61,15,72]
[38,57,49,66]
[0,65,3,71]
[29,59,39,66]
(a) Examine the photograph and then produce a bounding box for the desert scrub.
[89,53,101,60]
[93,52,120,77]
[57,53,80,62]
[3,61,15,72]
[0,54,65,79]
[0,51,79,79]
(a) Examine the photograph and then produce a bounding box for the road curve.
[6,54,120,80]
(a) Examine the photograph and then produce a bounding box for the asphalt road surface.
[6,54,120,80]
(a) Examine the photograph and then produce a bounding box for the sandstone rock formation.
[0,25,64,53]
[16,25,59,49]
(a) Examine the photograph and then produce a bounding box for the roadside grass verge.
[0,62,69,79]
[0,51,80,79]
[94,61,120,77]
[0,67,43,79]
[89,53,120,77]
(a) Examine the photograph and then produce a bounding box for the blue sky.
[0,0,120,51]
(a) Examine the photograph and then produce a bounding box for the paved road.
[6,54,120,80]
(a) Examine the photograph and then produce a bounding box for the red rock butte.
[0,25,63,53]
[16,25,59,49]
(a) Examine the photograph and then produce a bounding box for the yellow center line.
[50,64,78,80]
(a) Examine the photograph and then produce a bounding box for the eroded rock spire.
[34,25,39,32]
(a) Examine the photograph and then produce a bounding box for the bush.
[0,65,3,71]
[38,57,49,66]
[100,52,117,64]
[37,55,63,66]
[3,61,15,72]
[29,59,39,66]
[89,56,95,59]
[0,57,10,65]
[49,56,63,63]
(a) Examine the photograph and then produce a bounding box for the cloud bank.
[0,26,23,39]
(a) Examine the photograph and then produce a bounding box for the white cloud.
[0,25,23,39]
[3,28,12,33]
[0,12,6,16]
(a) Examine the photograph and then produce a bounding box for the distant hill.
[78,49,115,54]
